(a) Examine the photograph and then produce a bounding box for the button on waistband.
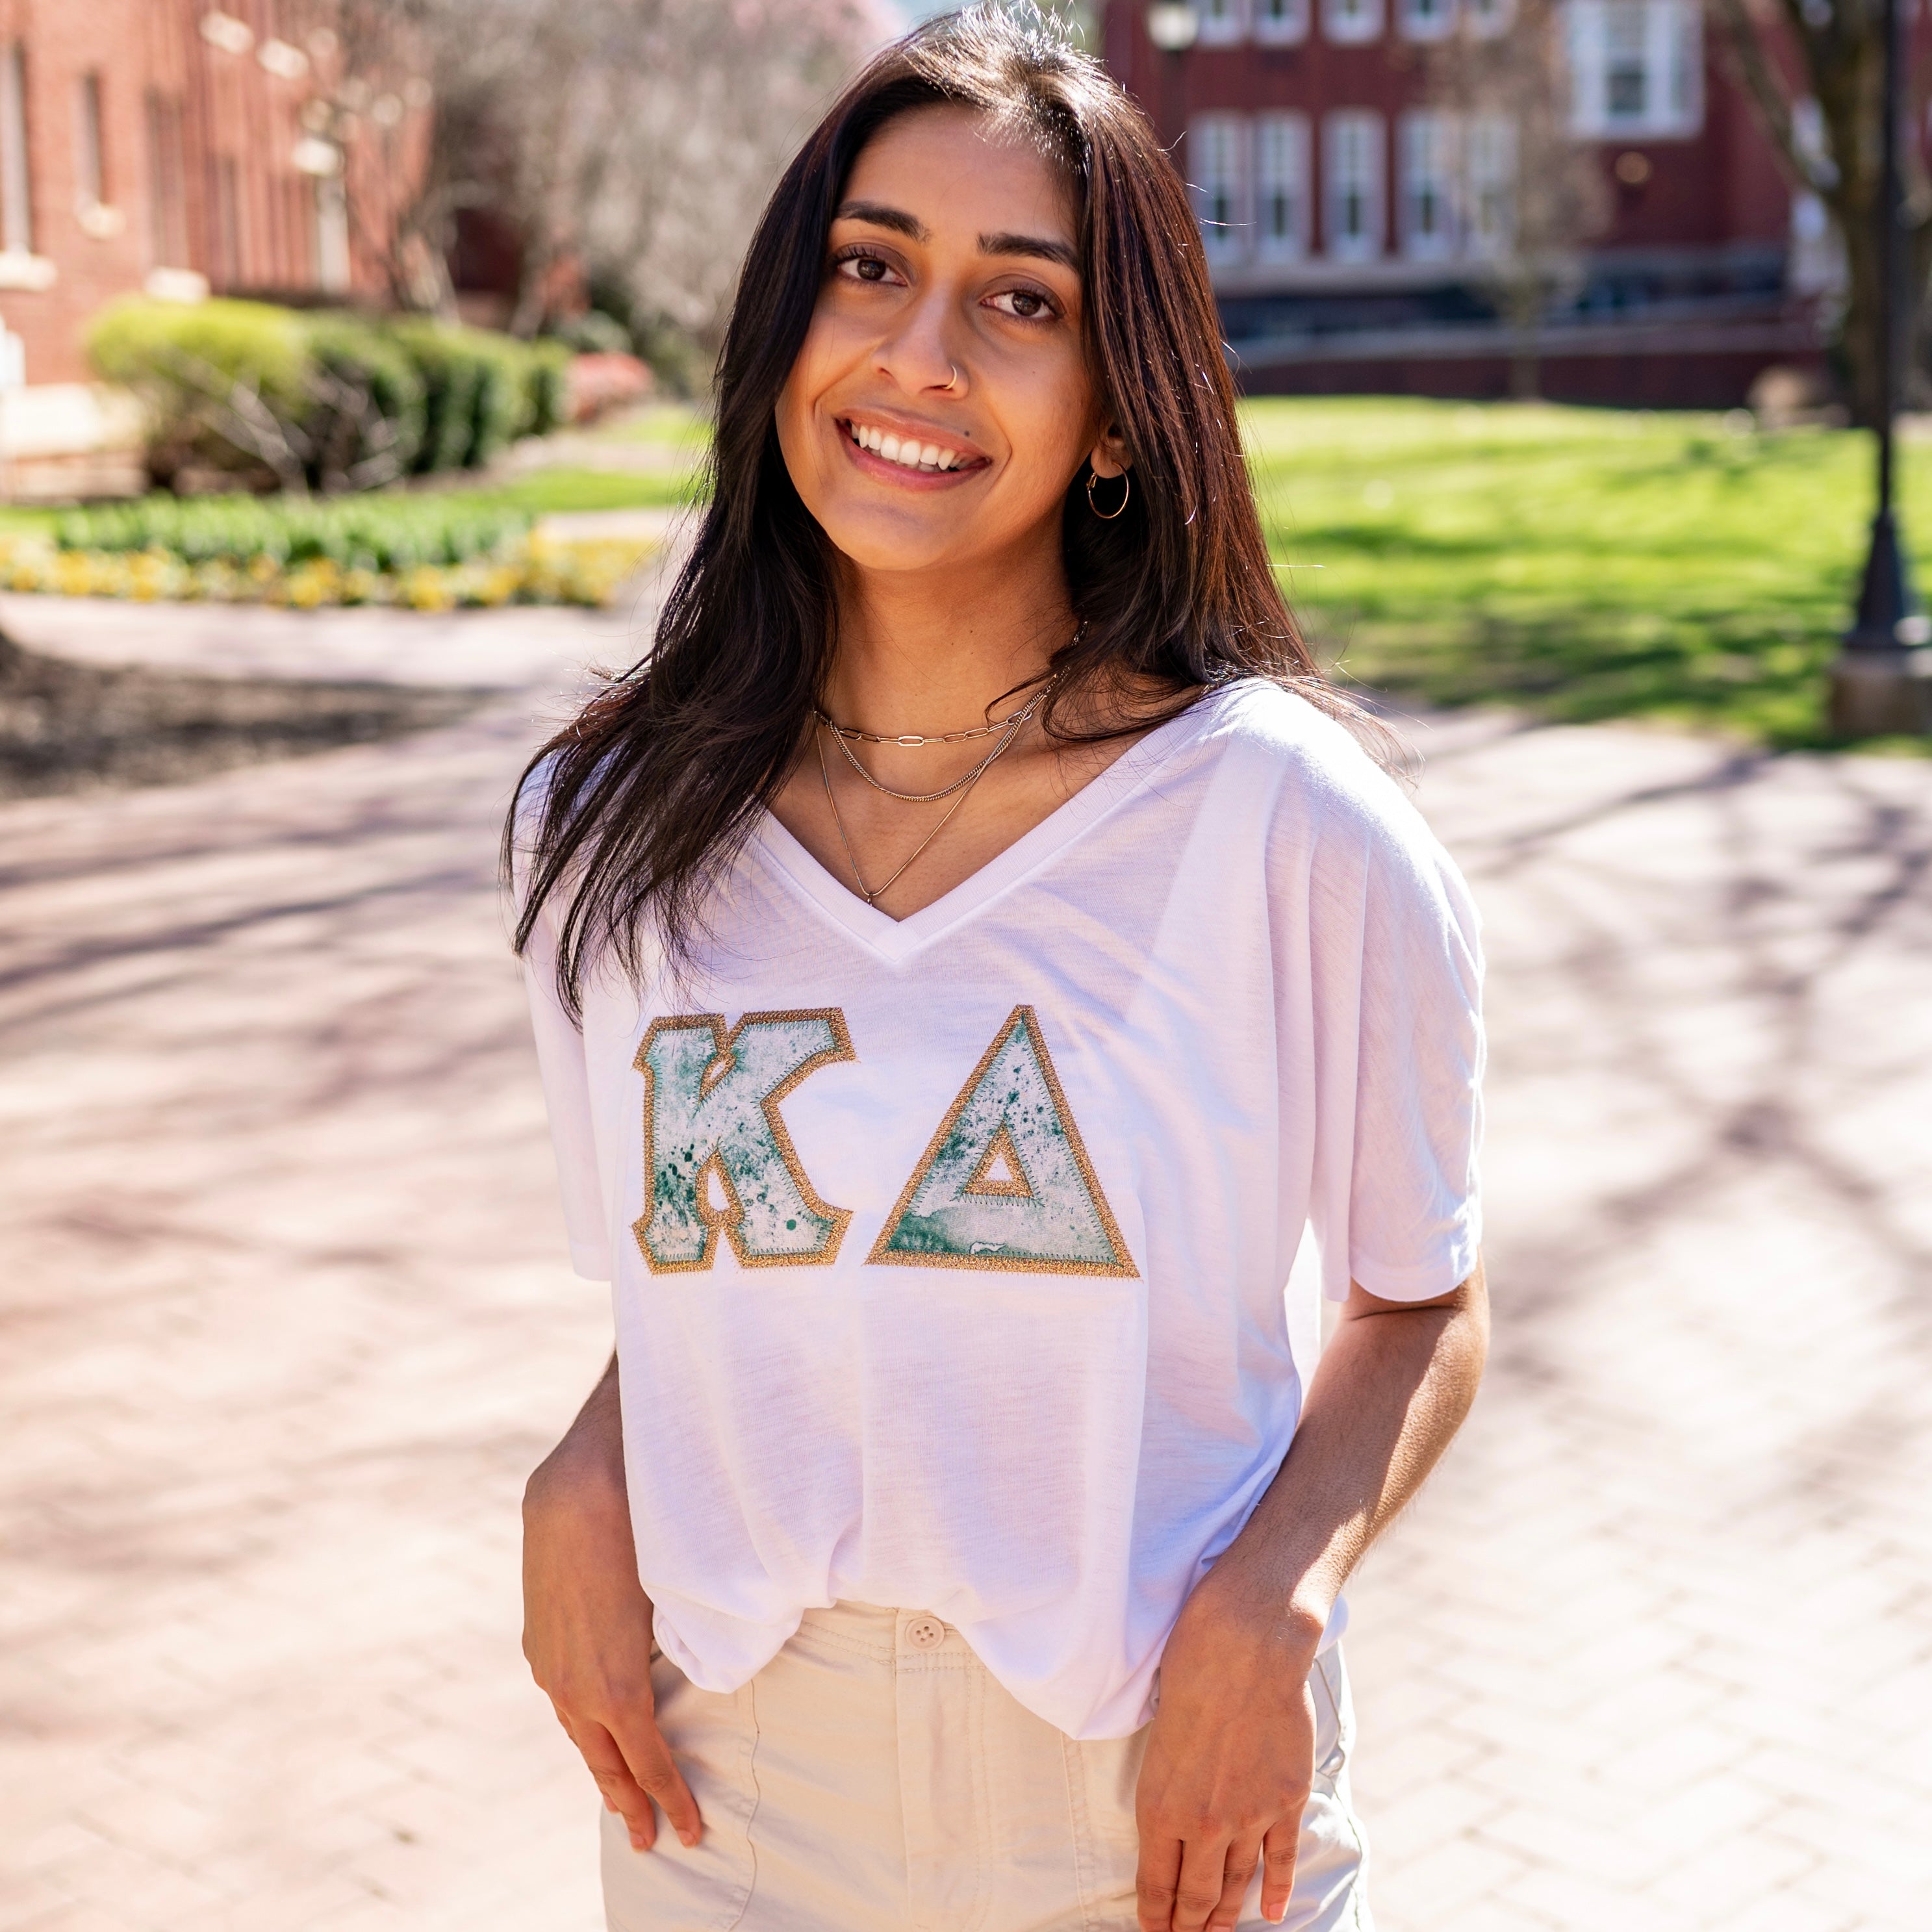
[903,1613,947,1651]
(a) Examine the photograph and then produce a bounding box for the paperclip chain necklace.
[813,679,1054,907]
[817,683,1051,805]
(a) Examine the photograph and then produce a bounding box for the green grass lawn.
[584,403,713,451]
[476,464,700,515]
[552,397,1917,749]
[1245,398,1920,750]
[3,399,1914,748]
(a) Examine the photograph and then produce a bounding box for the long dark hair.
[511,5,1361,1015]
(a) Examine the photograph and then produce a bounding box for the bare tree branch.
[1426,0,1610,398]
[1706,0,1818,191]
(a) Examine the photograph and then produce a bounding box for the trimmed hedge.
[85,299,572,494]
[302,311,427,486]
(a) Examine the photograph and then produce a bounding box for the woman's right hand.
[520,1360,702,1851]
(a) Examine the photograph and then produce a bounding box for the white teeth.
[850,422,966,472]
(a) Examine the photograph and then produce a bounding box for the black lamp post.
[1830,0,1932,735]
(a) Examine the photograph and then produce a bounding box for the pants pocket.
[1310,1647,1349,1788]
[600,1654,760,1932]
[1066,1647,1370,1932]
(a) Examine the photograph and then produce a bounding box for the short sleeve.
[1303,749,1485,1304]
[513,774,614,1282]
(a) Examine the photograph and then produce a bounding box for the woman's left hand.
[1133,1576,1323,1932]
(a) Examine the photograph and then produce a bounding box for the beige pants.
[602,1602,1371,1932]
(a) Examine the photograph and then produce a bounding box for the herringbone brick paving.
[2,602,1927,1928]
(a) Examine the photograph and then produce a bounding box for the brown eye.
[987,286,1058,322]
[833,249,904,288]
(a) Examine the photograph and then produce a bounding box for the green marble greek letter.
[870,1006,1136,1277]
[635,1010,853,1271]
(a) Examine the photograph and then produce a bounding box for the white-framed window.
[75,73,105,209]
[1322,0,1386,44]
[214,153,243,286]
[0,44,32,256]
[1256,113,1312,261]
[1254,0,1312,44]
[1323,110,1385,261]
[1189,114,1251,266]
[145,88,189,268]
[1399,111,1459,259]
[1399,0,1457,41]
[1567,0,1703,138]
[1466,113,1516,256]
[1197,0,1251,44]
[1466,0,1515,34]
[314,174,350,292]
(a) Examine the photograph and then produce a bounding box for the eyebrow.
[833,201,1079,274]
[835,199,928,240]
[978,229,1079,272]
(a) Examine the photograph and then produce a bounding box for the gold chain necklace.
[815,689,1047,748]
[815,699,1034,908]
[819,685,1051,805]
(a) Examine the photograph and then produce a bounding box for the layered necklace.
[813,678,1054,908]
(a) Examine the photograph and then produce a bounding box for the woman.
[510,11,1486,1931]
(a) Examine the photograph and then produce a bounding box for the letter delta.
[632,1004,1135,1278]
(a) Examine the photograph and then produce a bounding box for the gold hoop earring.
[1087,469,1130,520]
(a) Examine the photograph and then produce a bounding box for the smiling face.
[775,104,1121,583]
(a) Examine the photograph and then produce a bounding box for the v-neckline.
[750,689,1227,963]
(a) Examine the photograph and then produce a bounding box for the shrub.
[302,312,427,489]
[553,311,633,356]
[86,299,436,492]
[385,320,548,472]
[526,340,572,439]
[464,329,530,466]
[87,298,572,491]
[86,298,311,489]
[384,319,489,476]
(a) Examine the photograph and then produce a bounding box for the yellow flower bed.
[0,531,654,609]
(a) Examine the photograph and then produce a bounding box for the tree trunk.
[1709,0,1932,427]
[509,243,555,340]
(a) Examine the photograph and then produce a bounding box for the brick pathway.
[1346,713,1932,1932]
[2,606,1928,1929]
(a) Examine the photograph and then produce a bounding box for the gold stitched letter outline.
[634,1010,854,1273]
[869,1006,1136,1277]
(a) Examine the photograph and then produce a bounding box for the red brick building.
[0,1,421,390]
[1105,0,1833,404]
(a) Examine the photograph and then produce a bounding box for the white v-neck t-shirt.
[520,680,1484,1740]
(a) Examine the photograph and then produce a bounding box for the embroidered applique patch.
[634,1010,854,1272]
[868,1005,1136,1277]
